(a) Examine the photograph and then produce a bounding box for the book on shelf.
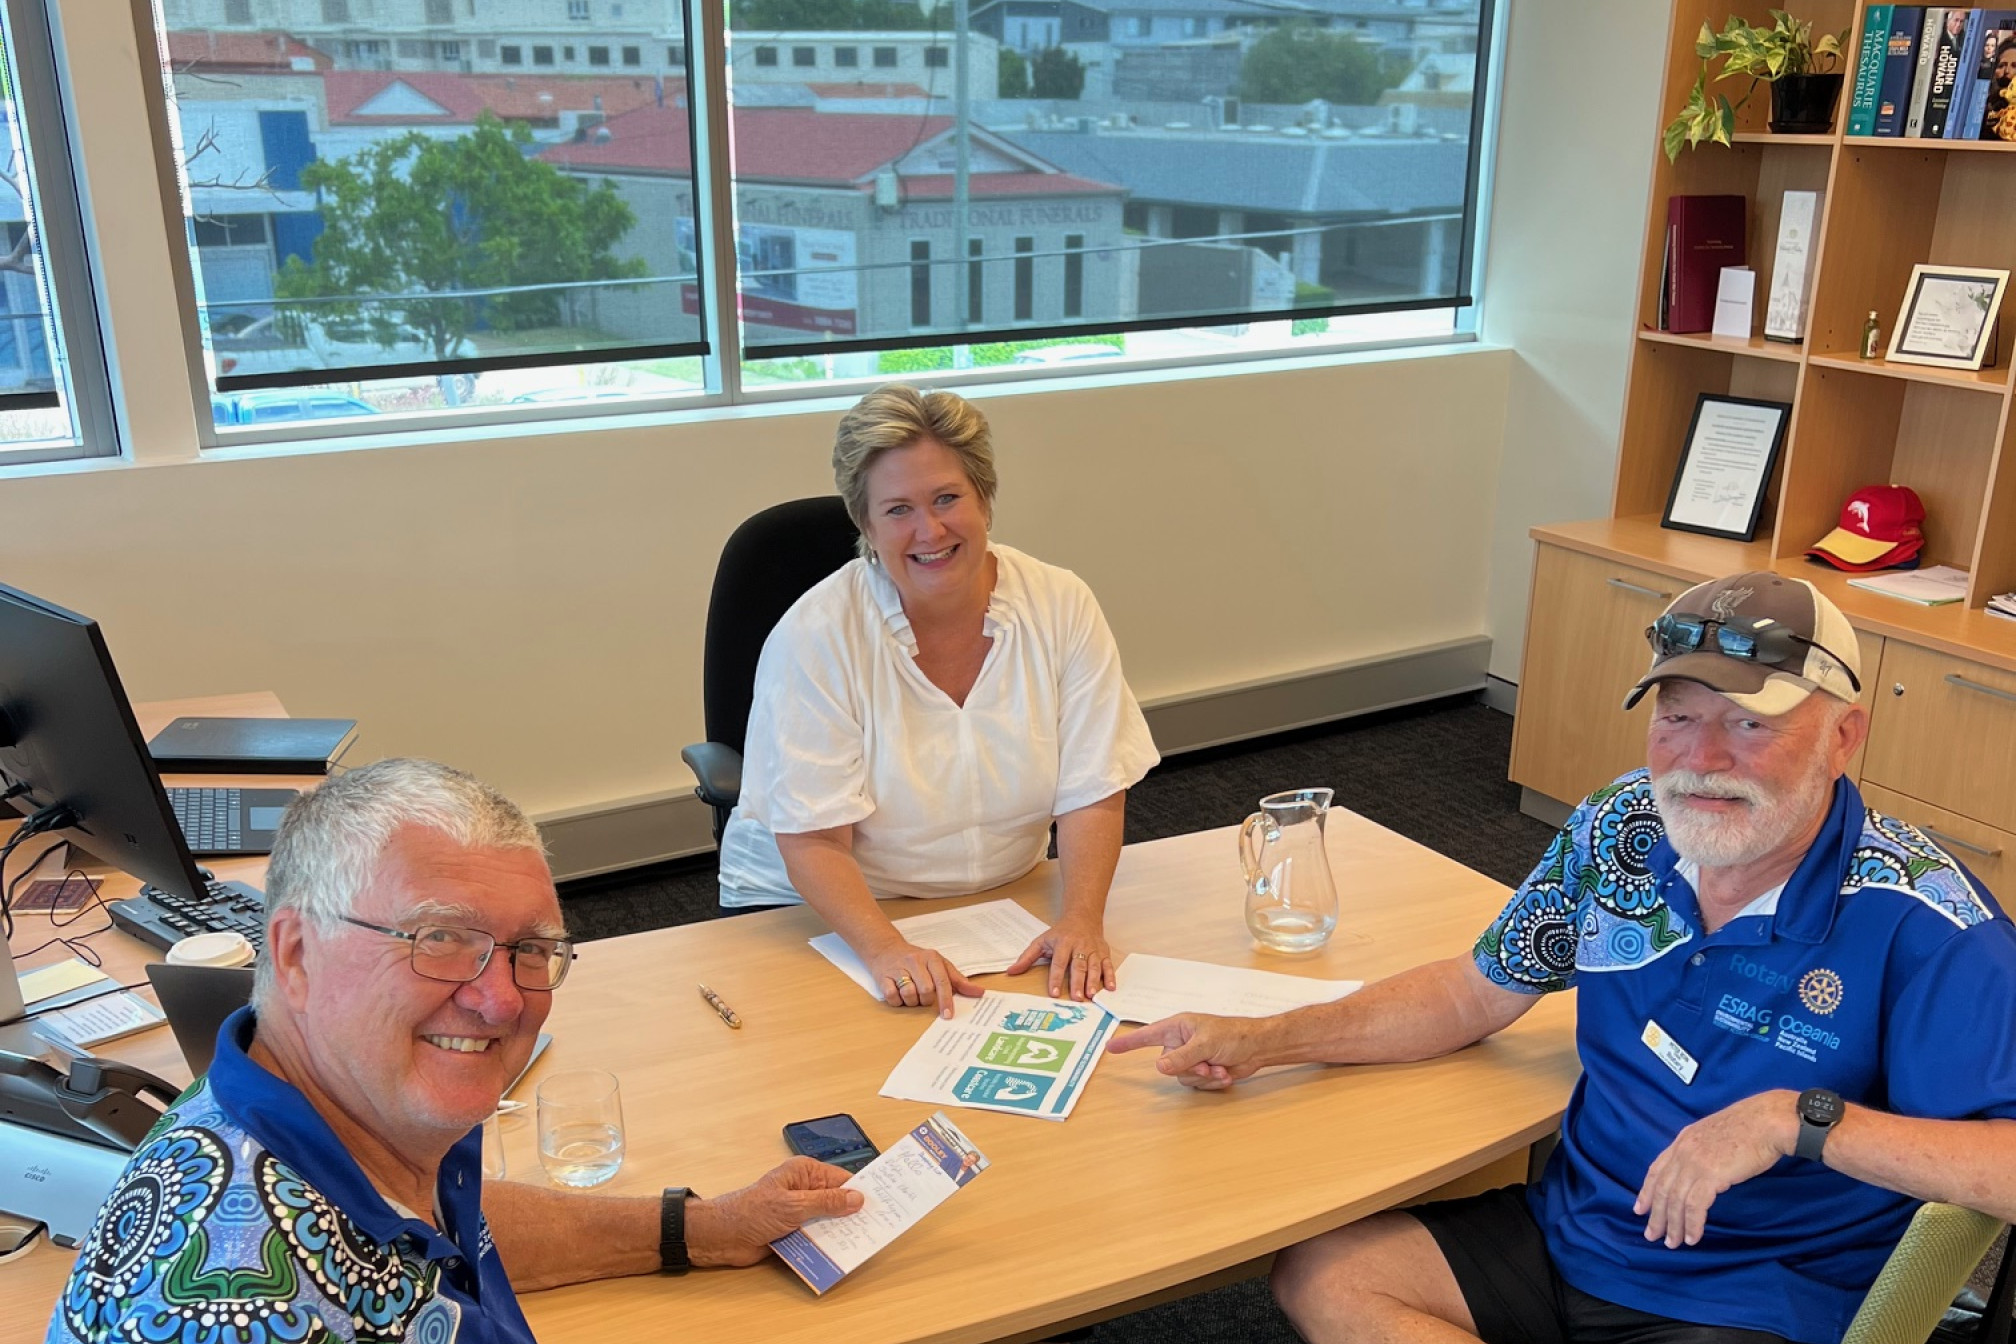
[1850,5,1895,134]
[1905,8,1947,136]
[1764,191,1823,342]
[1989,592,2016,620]
[1962,10,2016,137]
[1923,9,1970,137]
[1877,6,1928,134]
[1664,195,1746,335]
[1847,564,1971,605]
[1942,9,1988,135]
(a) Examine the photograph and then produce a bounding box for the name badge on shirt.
[1641,1019,1699,1085]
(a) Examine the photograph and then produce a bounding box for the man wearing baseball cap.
[1111,572,2016,1344]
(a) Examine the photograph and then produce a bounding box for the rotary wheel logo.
[1798,968,1844,1016]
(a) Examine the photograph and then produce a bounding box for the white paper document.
[771,1111,988,1294]
[34,992,166,1049]
[1712,266,1755,340]
[880,991,1116,1122]
[1093,953,1362,1023]
[811,899,1050,998]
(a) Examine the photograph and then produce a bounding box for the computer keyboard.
[108,879,266,954]
[166,787,242,852]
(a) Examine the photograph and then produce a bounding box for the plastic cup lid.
[166,931,255,968]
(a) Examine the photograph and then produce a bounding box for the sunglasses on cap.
[1644,613,1862,694]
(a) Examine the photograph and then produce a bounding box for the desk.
[5,756,1580,1344]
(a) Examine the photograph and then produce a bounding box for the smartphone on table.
[782,1113,880,1174]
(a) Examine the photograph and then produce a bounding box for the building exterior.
[542,103,1127,347]
[159,0,687,74]
[727,30,1000,101]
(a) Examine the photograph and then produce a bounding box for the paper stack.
[1846,564,1970,607]
[1989,593,2016,622]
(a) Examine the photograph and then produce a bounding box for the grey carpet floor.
[555,696,2010,1340]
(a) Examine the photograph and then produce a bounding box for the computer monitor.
[0,582,210,904]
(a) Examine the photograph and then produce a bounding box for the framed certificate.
[1660,394,1791,541]
[1887,265,2009,369]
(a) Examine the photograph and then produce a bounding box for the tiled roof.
[323,71,681,124]
[165,30,331,72]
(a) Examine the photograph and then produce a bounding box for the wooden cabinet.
[1511,1,2016,827]
[1859,782,2012,898]
[1863,642,2016,834]
[1509,546,1670,805]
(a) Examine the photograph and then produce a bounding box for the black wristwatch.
[1795,1088,1844,1162]
[660,1187,697,1274]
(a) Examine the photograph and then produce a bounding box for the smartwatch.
[1795,1088,1844,1162]
[660,1187,697,1274]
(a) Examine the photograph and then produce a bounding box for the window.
[60,0,1491,445]
[425,0,453,22]
[224,0,253,23]
[910,241,932,328]
[322,0,351,21]
[0,0,111,463]
[568,0,590,18]
[967,239,983,325]
[1063,234,1083,319]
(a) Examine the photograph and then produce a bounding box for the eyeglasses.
[340,917,577,991]
[1645,613,1862,694]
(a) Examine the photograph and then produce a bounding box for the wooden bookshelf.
[1510,0,2016,844]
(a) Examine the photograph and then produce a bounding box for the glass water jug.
[1239,787,1340,952]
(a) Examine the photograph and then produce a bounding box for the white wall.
[0,351,1509,822]
[1477,0,1670,684]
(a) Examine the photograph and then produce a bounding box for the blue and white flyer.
[770,1111,988,1295]
[877,991,1117,1122]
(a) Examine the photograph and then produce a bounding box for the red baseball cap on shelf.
[1806,484,1926,572]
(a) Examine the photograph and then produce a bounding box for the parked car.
[212,390,378,425]
[209,312,474,379]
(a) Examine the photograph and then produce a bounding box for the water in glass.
[537,1069,625,1188]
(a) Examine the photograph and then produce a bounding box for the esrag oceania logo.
[1799,968,1844,1016]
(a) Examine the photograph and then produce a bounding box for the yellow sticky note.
[19,959,111,1006]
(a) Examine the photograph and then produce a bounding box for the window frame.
[5,0,1503,462]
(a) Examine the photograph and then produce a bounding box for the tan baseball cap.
[1622,572,1861,716]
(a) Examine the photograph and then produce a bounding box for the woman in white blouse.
[717,385,1160,1015]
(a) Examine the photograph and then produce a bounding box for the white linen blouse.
[716,543,1160,907]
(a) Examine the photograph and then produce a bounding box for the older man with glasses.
[1113,573,2016,1344]
[48,758,860,1344]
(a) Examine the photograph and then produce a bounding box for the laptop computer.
[165,786,300,857]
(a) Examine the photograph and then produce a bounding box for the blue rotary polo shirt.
[1474,770,2016,1344]
[48,1007,534,1344]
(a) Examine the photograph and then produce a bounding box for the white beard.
[1653,759,1835,869]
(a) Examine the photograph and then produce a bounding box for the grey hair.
[251,758,547,1010]
[832,384,998,560]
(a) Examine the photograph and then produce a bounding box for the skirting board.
[537,633,1492,881]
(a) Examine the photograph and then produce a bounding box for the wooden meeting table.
[3,706,1581,1344]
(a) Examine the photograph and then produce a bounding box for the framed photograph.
[1660,394,1791,542]
[1887,264,2009,369]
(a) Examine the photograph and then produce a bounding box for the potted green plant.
[1664,10,1849,160]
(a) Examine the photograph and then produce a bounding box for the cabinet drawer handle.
[1942,673,2016,706]
[1607,578,1673,600]
[1919,826,2003,860]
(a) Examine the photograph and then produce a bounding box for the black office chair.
[681,496,860,845]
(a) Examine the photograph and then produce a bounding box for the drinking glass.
[537,1069,626,1188]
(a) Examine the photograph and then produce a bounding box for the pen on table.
[698,983,743,1029]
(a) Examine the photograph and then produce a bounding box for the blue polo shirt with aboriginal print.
[48,1007,533,1344]
[1475,770,2016,1344]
